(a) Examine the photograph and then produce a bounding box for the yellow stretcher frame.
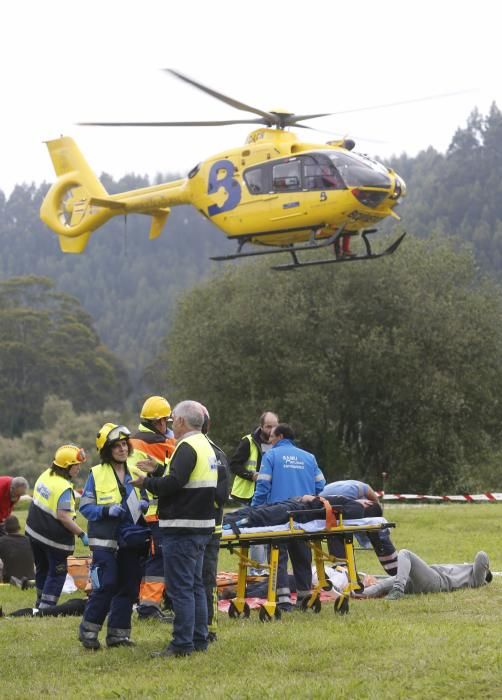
[220,514,395,622]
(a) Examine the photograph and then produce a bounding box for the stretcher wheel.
[258,605,281,623]
[228,601,251,619]
[300,595,322,613]
[334,596,349,615]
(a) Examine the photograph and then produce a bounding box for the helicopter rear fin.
[58,232,92,254]
[149,210,170,240]
[45,137,108,196]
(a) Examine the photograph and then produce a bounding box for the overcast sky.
[1,0,500,195]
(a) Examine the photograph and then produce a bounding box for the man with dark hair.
[251,423,326,611]
[0,515,35,583]
[320,480,398,576]
[229,411,279,574]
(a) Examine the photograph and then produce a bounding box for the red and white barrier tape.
[376,492,502,502]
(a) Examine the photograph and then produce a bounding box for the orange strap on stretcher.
[318,497,338,529]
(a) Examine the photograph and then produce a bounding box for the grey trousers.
[363,549,490,597]
[363,549,443,597]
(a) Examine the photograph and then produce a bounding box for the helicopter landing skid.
[211,229,406,270]
[211,229,342,263]
[272,231,406,270]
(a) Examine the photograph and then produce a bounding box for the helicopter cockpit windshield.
[325,150,392,189]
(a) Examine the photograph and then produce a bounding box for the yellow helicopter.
[40,69,408,270]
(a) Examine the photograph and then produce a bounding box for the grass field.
[1,504,502,699]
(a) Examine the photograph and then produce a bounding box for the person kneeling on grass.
[361,549,492,600]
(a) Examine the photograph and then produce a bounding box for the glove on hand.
[108,504,125,518]
[139,499,149,514]
[79,532,89,546]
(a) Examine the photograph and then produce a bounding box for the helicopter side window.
[302,156,344,190]
[244,167,265,195]
[272,162,301,192]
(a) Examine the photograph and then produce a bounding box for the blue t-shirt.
[320,480,369,500]
[57,488,73,510]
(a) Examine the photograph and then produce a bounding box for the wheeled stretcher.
[220,507,395,622]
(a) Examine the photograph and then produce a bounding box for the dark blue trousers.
[29,537,69,608]
[83,547,142,632]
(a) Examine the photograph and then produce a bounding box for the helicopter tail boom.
[40,137,186,252]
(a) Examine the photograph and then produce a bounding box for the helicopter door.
[265,159,310,236]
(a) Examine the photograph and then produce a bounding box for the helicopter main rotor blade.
[79,118,266,127]
[329,89,477,117]
[288,112,334,124]
[294,123,387,144]
[165,68,278,124]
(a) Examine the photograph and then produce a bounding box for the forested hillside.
[0,172,232,384]
[388,103,502,271]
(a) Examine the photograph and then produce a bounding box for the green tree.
[155,236,502,493]
[0,276,128,435]
[0,395,134,488]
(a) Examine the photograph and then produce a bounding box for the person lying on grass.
[360,549,492,600]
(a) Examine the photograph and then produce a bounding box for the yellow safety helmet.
[54,444,87,469]
[95,423,131,452]
[140,396,172,421]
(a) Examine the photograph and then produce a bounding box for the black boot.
[79,620,101,650]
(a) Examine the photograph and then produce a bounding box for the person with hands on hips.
[25,444,87,609]
[78,423,150,651]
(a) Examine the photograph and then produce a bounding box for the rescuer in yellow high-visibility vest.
[229,411,279,575]
[131,400,217,657]
[229,411,279,504]
[78,423,150,651]
[25,444,88,609]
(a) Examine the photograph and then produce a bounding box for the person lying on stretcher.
[223,494,398,575]
[223,494,373,529]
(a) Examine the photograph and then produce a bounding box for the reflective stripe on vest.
[91,463,143,505]
[158,433,217,530]
[230,435,258,500]
[87,463,143,550]
[26,468,75,550]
